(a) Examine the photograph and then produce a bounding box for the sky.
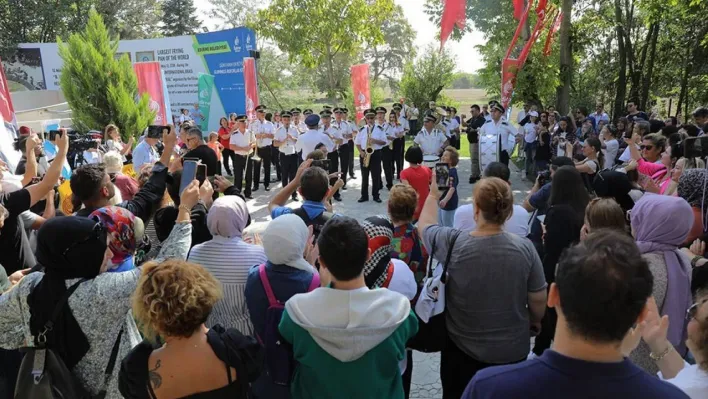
[195,0,486,73]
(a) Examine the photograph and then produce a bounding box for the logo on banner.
[246,96,255,112]
[234,37,242,53]
[358,92,367,105]
[149,99,162,123]
[200,89,210,99]
[246,35,253,51]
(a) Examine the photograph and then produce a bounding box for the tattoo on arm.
[149,359,163,389]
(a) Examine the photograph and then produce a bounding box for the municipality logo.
[200,89,210,99]
[246,35,253,50]
[234,37,242,53]
[358,92,366,105]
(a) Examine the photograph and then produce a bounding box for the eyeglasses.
[687,298,708,322]
[640,145,654,151]
[62,222,104,260]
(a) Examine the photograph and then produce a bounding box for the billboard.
[3,28,257,131]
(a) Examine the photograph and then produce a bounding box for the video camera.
[49,129,100,152]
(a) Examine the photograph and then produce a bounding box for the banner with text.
[133,62,171,126]
[243,58,258,122]
[350,64,371,123]
[3,28,257,131]
[0,58,16,132]
[197,74,215,131]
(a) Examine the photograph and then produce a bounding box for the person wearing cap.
[523,110,540,179]
[355,109,388,203]
[376,106,396,191]
[103,151,139,201]
[249,105,276,192]
[296,114,335,163]
[320,109,344,201]
[271,112,283,181]
[414,114,448,158]
[273,111,300,201]
[463,104,487,183]
[342,107,357,179]
[517,102,531,136]
[479,102,518,166]
[482,104,492,122]
[392,104,409,180]
[333,108,352,190]
[229,115,256,199]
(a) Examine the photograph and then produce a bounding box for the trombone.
[246,128,261,163]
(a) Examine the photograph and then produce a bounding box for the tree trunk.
[676,45,691,120]
[613,0,628,119]
[640,22,659,110]
[555,0,572,114]
[324,45,337,101]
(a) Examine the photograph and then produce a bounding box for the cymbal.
[435,107,448,116]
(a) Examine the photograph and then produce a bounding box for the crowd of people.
[0,99,706,399]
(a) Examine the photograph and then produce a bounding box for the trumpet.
[246,129,261,163]
[363,125,374,168]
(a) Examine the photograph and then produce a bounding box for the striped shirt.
[188,236,267,335]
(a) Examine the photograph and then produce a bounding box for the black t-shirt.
[184,145,218,177]
[627,111,648,123]
[0,189,37,274]
[466,115,486,144]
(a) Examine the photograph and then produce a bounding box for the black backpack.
[292,208,333,240]
[15,279,123,399]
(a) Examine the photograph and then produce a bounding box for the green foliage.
[161,0,202,37]
[95,0,163,39]
[399,45,456,109]
[363,4,416,82]
[58,10,154,138]
[450,73,482,89]
[208,0,260,29]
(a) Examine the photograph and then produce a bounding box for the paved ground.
[242,156,534,399]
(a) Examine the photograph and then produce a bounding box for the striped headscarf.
[362,215,394,288]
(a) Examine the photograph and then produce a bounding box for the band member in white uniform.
[250,105,275,192]
[333,107,352,190]
[356,108,387,203]
[271,111,282,181]
[296,114,334,161]
[290,108,303,163]
[447,106,461,150]
[273,110,299,201]
[392,103,409,179]
[342,107,357,179]
[374,106,395,190]
[320,109,344,201]
[229,114,256,199]
[414,114,449,158]
[479,101,518,166]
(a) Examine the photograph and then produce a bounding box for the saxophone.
[363,124,374,168]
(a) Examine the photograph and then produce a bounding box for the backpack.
[15,279,123,399]
[292,207,333,240]
[257,264,319,386]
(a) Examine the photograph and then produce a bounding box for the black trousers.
[500,149,510,166]
[381,146,394,189]
[440,336,526,399]
[360,149,382,199]
[348,139,355,176]
[393,137,405,179]
[271,145,281,180]
[338,143,350,186]
[280,152,298,188]
[234,154,253,197]
[221,148,237,175]
[449,134,460,150]
[328,150,341,199]
[253,145,272,188]
[401,350,414,399]
[532,306,557,356]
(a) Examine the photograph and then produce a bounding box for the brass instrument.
[388,123,395,150]
[246,129,261,163]
[363,125,374,168]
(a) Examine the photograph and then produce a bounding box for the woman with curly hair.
[119,259,262,399]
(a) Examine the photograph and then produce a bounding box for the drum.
[479,133,499,173]
[423,154,440,168]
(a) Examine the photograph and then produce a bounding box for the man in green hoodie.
[279,216,418,399]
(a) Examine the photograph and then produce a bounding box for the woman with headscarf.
[678,168,708,245]
[188,195,265,335]
[0,183,196,398]
[629,195,694,375]
[244,214,319,399]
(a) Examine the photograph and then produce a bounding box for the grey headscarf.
[262,214,315,272]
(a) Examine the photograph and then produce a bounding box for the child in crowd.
[207,131,223,175]
[438,146,459,227]
[400,146,431,222]
[279,216,418,399]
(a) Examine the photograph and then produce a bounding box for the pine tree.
[58,9,154,140]
[161,0,203,37]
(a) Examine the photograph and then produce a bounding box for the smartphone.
[180,160,198,196]
[435,163,450,190]
[684,137,708,159]
[48,130,62,141]
[196,164,207,186]
[147,125,168,139]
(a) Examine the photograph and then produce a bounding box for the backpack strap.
[307,273,320,291]
[381,262,395,288]
[94,328,123,399]
[292,207,312,226]
[37,278,86,345]
[440,231,462,284]
[258,264,280,306]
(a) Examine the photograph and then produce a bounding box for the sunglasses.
[63,222,104,260]
[640,145,654,151]
[687,299,708,322]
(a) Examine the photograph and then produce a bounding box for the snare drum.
[479,133,499,173]
[423,154,440,168]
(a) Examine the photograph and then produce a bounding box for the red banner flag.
[440,0,467,49]
[133,62,170,125]
[243,57,259,122]
[513,0,525,20]
[350,64,371,123]
[543,11,562,56]
[0,58,16,128]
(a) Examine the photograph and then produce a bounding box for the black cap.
[236,115,247,122]
[291,108,302,114]
[281,111,292,118]
[392,103,403,111]
[303,109,313,115]
[375,106,387,114]
[424,114,437,123]
[364,109,376,117]
[490,102,505,113]
[333,107,342,113]
[341,107,349,114]
[255,105,267,112]
[320,109,333,117]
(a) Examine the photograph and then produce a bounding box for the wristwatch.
[691,255,705,268]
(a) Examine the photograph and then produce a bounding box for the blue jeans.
[524,142,537,176]
[439,208,455,227]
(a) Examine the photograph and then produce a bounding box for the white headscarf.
[262,214,315,272]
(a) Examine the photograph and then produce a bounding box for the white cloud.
[194,0,486,73]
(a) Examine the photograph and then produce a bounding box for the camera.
[67,132,99,152]
[311,159,330,170]
[537,170,551,187]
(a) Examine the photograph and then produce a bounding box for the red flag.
[133,62,169,125]
[350,64,371,123]
[543,11,562,56]
[243,57,259,122]
[0,58,16,128]
[513,0,525,20]
[440,0,466,49]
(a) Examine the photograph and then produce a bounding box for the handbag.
[407,230,462,353]
[15,279,123,399]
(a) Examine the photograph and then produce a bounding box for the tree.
[208,0,260,29]
[58,9,154,138]
[255,0,396,100]
[363,4,416,82]
[95,0,163,39]
[399,45,456,109]
[161,0,202,37]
